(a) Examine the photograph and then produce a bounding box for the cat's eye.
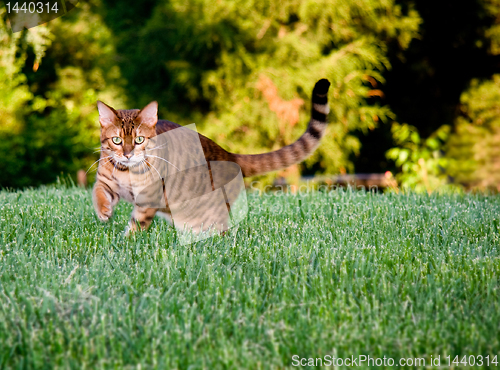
[135,136,145,144]
[112,137,122,145]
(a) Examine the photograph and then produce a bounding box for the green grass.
[1,185,499,369]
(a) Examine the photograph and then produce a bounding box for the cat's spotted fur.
[93,79,331,233]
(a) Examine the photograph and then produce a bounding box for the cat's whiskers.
[93,146,101,150]
[145,154,179,171]
[144,159,163,181]
[86,156,113,174]
[101,157,114,169]
[141,162,152,178]
[139,161,145,175]
[145,142,169,152]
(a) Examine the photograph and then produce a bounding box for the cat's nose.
[124,153,133,159]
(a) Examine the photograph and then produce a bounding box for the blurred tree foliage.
[446,75,500,190]
[2,0,500,190]
[1,0,422,188]
[387,123,450,193]
[95,0,421,185]
[443,0,500,191]
[386,0,500,191]
[0,1,124,188]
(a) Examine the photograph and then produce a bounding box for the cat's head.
[97,101,158,168]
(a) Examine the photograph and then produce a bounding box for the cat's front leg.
[125,206,158,235]
[93,180,119,221]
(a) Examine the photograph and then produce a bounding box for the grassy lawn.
[0,185,499,369]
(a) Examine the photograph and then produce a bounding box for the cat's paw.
[97,206,112,221]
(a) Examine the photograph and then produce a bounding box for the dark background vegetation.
[356,0,500,174]
[1,0,500,191]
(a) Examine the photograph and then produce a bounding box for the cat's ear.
[97,101,118,128]
[136,101,158,127]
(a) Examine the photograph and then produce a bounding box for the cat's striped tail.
[234,78,331,177]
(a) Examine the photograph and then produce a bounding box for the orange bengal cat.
[93,79,330,234]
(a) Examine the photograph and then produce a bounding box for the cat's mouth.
[111,156,145,170]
